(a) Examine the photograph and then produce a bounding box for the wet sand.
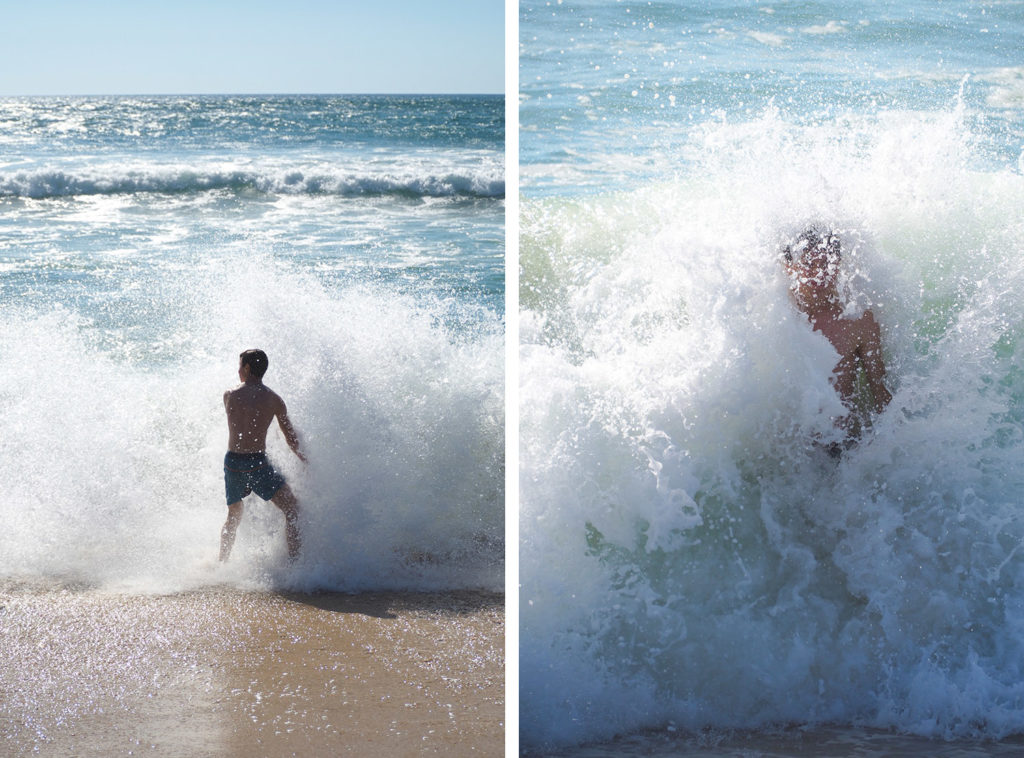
[0,583,503,756]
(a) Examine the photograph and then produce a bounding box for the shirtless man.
[783,228,892,447]
[219,349,306,562]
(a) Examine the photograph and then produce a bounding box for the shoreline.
[0,584,504,757]
[524,726,1024,758]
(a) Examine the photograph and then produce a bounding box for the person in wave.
[783,227,892,455]
[220,349,307,562]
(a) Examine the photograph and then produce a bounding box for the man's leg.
[271,485,301,561]
[219,502,244,562]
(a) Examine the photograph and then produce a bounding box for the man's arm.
[858,311,892,414]
[276,398,307,462]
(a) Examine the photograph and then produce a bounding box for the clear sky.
[0,0,504,95]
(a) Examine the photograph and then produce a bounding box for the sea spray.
[0,257,503,593]
[520,104,1024,746]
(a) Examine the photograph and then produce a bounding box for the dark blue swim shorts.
[224,451,286,505]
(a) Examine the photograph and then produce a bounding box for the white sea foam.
[0,257,503,593]
[748,31,787,47]
[981,67,1024,109]
[520,106,1024,747]
[802,20,847,35]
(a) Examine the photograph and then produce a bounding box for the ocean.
[0,94,505,593]
[519,1,1024,754]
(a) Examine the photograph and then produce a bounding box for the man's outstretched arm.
[860,312,892,414]
[276,399,307,462]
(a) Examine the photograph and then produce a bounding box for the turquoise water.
[0,95,504,592]
[520,1,1024,751]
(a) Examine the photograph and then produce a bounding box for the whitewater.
[520,1,1024,752]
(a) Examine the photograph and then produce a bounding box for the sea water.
[520,1,1024,751]
[0,94,504,593]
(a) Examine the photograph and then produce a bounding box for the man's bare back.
[783,228,892,438]
[224,381,303,456]
[807,305,892,415]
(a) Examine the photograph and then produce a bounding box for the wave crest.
[0,167,505,200]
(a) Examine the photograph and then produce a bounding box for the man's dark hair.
[240,349,269,379]
[783,226,841,263]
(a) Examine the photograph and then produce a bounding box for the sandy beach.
[0,583,503,757]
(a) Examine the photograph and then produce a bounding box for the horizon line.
[0,91,504,98]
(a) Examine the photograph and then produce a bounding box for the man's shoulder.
[853,308,881,330]
[265,386,288,410]
[254,383,286,410]
[849,309,883,346]
[225,382,284,411]
[224,383,246,398]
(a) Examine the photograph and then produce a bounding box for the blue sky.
[0,0,504,95]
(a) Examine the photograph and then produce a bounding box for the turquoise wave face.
[520,0,1024,742]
